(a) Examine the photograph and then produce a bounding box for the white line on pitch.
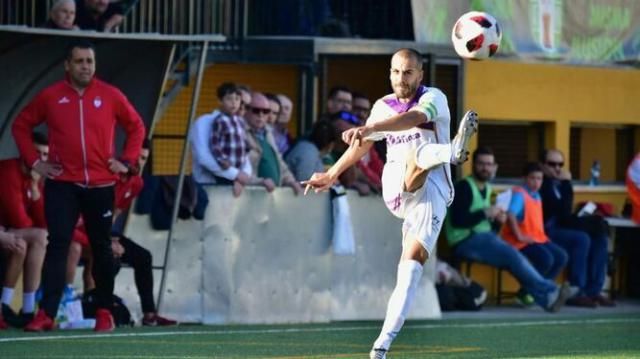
[1,317,638,343]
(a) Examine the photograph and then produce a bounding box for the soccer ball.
[451,11,502,60]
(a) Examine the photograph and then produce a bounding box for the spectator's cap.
[330,111,361,126]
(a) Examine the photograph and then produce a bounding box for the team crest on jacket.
[93,97,102,108]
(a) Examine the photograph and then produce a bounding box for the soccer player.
[303,48,478,359]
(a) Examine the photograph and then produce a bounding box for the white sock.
[23,292,36,314]
[415,143,452,169]
[373,260,424,350]
[1,287,15,305]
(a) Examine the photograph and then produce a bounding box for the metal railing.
[121,0,245,37]
[0,0,245,38]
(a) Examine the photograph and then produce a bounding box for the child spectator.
[502,162,568,283]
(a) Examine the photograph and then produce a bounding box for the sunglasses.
[249,107,271,115]
[546,161,564,168]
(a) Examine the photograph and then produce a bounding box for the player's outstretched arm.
[302,140,373,194]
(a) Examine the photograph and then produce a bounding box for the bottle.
[590,160,601,186]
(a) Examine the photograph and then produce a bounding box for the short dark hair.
[216,82,239,99]
[65,39,95,60]
[265,93,281,107]
[32,131,48,146]
[523,162,543,176]
[328,85,351,100]
[394,48,423,68]
[309,119,338,150]
[472,146,494,163]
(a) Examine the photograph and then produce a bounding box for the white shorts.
[400,183,447,257]
[382,161,447,257]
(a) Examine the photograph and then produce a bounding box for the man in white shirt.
[303,48,478,359]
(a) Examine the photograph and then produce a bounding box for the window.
[569,125,636,183]
[477,122,545,179]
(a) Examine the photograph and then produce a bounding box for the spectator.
[330,111,374,195]
[75,0,136,32]
[264,93,281,128]
[237,85,252,119]
[352,92,371,123]
[274,94,294,154]
[190,82,253,197]
[285,119,337,181]
[325,85,352,115]
[354,91,387,163]
[502,162,568,285]
[0,133,49,328]
[539,149,614,307]
[13,40,145,332]
[43,0,78,30]
[112,142,176,325]
[246,92,302,195]
[352,93,383,193]
[446,147,570,310]
[626,153,640,224]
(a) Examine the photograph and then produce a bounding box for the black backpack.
[436,280,487,311]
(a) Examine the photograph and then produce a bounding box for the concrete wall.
[113,186,440,324]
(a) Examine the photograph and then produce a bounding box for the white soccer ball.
[451,11,502,60]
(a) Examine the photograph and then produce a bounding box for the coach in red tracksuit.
[12,40,145,332]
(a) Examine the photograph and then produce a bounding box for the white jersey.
[367,86,454,217]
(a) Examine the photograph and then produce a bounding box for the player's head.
[523,162,544,192]
[32,131,49,162]
[216,82,241,115]
[390,48,423,100]
[64,40,95,88]
[472,146,496,182]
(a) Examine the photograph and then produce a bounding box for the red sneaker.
[94,308,115,332]
[0,315,9,330]
[142,313,177,326]
[24,309,54,332]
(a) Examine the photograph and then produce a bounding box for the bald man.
[303,48,479,358]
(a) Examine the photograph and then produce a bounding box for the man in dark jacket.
[539,149,614,307]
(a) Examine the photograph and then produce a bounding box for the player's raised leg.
[414,110,479,170]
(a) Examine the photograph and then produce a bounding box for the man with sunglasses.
[540,149,614,307]
[245,92,302,195]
